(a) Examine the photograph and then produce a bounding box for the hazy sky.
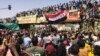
[0,0,73,18]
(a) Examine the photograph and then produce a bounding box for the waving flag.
[45,10,67,23]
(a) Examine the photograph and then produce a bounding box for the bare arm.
[10,47,19,56]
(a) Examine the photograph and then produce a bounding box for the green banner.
[0,23,20,30]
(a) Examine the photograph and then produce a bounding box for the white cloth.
[94,41,100,46]
[52,34,60,45]
[66,46,71,54]
[82,4,87,9]
[38,37,42,42]
[43,36,53,43]
[66,43,72,54]
[92,36,98,41]
[23,37,31,48]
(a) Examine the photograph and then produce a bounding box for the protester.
[26,37,45,56]
[0,0,100,56]
[23,33,31,48]
[0,37,5,56]
[56,40,67,56]
[93,41,100,56]
[45,36,56,56]
[68,44,79,56]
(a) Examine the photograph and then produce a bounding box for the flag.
[45,10,67,23]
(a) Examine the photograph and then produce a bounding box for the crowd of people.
[0,0,99,23]
[16,0,100,19]
[0,17,16,23]
[0,0,100,56]
[0,25,100,56]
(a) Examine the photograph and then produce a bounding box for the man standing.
[26,37,45,56]
[23,33,31,48]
